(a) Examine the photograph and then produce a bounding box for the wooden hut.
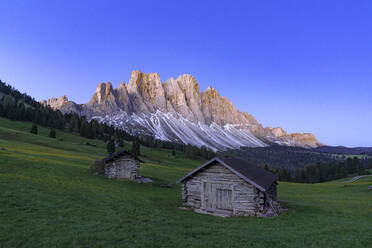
[177,157,278,217]
[102,151,140,180]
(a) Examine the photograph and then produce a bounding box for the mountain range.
[41,70,322,151]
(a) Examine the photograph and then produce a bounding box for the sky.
[0,0,371,147]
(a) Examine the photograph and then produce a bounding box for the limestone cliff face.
[287,133,321,147]
[163,77,188,116]
[40,95,69,110]
[115,82,132,113]
[127,70,168,114]
[40,95,81,114]
[175,74,205,124]
[85,82,120,115]
[200,86,258,126]
[41,70,322,149]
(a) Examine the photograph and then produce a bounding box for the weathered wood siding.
[104,156,139,180]
[182,161,268,216]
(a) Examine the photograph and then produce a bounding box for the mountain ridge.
[41,70,323,151]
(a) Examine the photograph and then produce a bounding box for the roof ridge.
[177,157,277,191]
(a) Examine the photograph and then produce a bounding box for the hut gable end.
[182,161,258,216]
[102,151,140,180]
[179,157,278,217]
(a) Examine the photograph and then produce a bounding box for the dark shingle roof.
[102,150,141,164]
[177,157,277,191]
[218,157,278,191]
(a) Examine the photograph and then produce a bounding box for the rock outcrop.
[116,82,132,113]
[41,70,322,150]
[40,95,81,114]
[85,82,120,115]
[127,70,167,114]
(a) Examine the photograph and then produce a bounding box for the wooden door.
[125,167,132,179]
[204,182,214,209]
[203,182,233,212]
[216,188,233,210]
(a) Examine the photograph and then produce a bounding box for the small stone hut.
[177,157,278,217]
[102,151,140,180]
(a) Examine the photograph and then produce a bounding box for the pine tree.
[48,128,56,138]
[131,140,140,157]
[357,163,367,175]
[107,138,115,155]
[80,119,89,138]
[71,113,81,133]
[6,101,17,120]
[33,110,41,124]
[200,146,208,159]
[16,102,25,120]
[30,123,38,135]
[0,102,4,117]
[346,157,356,174]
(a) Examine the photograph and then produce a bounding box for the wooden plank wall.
[182,161,267,216]
[105,157,140,180]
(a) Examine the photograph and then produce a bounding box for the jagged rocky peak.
[41,94,82,114]
[242,112,260,126]
[203,86,219,99]
[176,74,201,97]
[115,81,132,113]
[40,95,69,110]
[119,81,126,88]
[127,70,165,114]
[288,133,321,147]
[40,69,323,150]
[94,82,115,104]
[133,71,167,112]
[163,77,182,104]
[200,86,258,126]
[270,127,287,137]
[85,82,120,115]
[60,95,68,102]
[163,77,189,116]
[175,74,205,123]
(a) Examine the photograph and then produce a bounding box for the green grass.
[1,117,372,248]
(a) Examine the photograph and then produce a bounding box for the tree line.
[0,80,215,160]
[264,157,371,183]
[224,145,339,169]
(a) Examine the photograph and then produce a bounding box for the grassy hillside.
[1,117,372,247]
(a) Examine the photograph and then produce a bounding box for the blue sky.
[0,0,371,147]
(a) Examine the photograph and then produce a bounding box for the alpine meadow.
[0,117,371,247]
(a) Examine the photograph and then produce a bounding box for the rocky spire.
[163,77,194,120]
[94,82,114,104]
[86,82,120,115]
[115,81,132,113]
[126,70,150,114]
[176,74,205,124]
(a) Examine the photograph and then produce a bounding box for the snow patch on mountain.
[91,111,267,151]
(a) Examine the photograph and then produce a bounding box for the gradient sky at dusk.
[0,0,371,147]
